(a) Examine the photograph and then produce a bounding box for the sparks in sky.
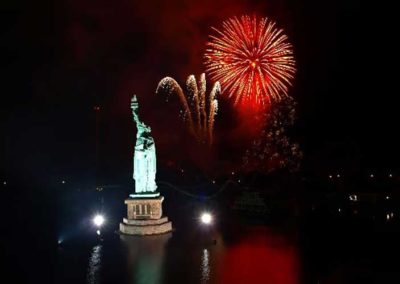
[156,73,220,145]
[205,15,296,106]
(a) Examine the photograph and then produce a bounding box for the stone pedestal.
[119,196,172,235]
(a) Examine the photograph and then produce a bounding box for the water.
[2,184,400,283]
[54,225,300,284]
[40,218,400,284]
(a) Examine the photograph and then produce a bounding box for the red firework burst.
[204,15,296,106]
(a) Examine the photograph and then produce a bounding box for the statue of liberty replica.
[130,95,158,198]
[120,96,172,235]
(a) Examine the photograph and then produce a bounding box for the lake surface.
[56,225,300,284]
[2,184,400,284]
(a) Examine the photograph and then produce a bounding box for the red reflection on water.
[219,227,299,284]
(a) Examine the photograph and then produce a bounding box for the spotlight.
[93,214,105,227]
[96,230,101,236]
[201,213,213,225]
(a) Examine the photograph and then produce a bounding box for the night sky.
[2,0,393,185]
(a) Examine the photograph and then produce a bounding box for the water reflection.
[120,233,171,284]
[84,227,298,284]
[87,245,102,284]
[201,249,210,284]
[219,227,299,284]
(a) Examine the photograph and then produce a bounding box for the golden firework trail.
[156,74,220,145]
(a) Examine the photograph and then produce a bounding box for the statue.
[120,95,172,235]
[130,95,159,198]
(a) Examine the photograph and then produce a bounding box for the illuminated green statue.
[130,95,159,198]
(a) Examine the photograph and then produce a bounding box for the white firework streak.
[208,82,220,145]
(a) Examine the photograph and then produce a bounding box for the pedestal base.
[119,216,172,235]
[119,195,172,236]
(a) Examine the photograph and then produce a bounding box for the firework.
[205,15,296,106]
[156,74,220,145]
[242,96,302,173]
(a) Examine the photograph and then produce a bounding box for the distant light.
[231,172,235,175]
[238,179,241,183]
[386,213,390,220]
[336,174,340,178]
[328,175,333,179]
[3,181,6,185]
[201,213,213,225]
[62,180,66,184]
[212,180,216,184]
[181,169,184,173]
[349,194,358,202]
[391,212,394,218]
[386,196,390,200]
[370,174,374,178]
[389,174,393,178]
[93,214,105,227]
[338,208,341,213]
[58,239,63,245]
[96,230,101,236]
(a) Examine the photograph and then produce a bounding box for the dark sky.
[2,0,394,184]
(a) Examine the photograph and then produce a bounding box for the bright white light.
[370,174,374,178]
[337,174,340,178]
[93,215,105,227]
[349,194,358,202]
[386,196,390,200]
[201,213,213,225]
[96,230,101,235]
[3,181,6,185]
[62,180,66,184]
